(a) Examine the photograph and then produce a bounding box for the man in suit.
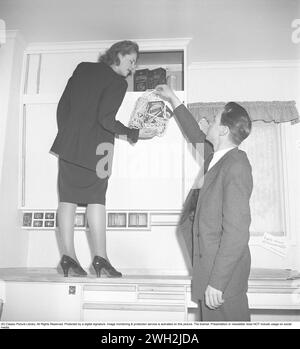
[156,85,253,321]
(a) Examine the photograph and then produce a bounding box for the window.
[239,121,286,236]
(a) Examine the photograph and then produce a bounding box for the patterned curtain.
[239,121,284,235]
[188,100,299,124]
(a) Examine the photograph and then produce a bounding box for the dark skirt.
[58,158,108,205]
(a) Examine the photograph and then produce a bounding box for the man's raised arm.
[155,85,212,155]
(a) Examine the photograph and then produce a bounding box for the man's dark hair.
[98,40,139,66]
[221,102,252,145]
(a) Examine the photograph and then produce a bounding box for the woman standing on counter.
[50,40,156,278]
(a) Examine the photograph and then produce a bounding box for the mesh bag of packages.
[128,90,173,137]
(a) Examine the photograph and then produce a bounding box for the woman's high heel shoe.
[60,255,88,277]
[92,256,122,278]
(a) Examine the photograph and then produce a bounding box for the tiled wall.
[21,210,150,230]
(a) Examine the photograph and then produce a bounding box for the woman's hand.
[138,128,157,139]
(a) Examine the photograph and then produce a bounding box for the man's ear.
[219,125,230,137]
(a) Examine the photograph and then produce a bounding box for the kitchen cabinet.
[1,268,300,322]
[1,269,193,322]
[20,39,191,211]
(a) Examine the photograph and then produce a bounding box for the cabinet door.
[106,92,185,210]
[22,49,186,210]
[2,282,81,321]
[23,104,59,208]
[26,52,100,95]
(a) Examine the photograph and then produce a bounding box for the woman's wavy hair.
[98,40,139,66]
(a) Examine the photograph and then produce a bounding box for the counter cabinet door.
[2,282,81,321]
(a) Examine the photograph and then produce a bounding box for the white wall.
[187,60,300,270]
[0,0,299,61]
[0,32,15,182]
[0,31,29,267]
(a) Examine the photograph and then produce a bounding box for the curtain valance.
[187,101,299,124]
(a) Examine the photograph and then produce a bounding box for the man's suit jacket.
[50,62,139,171]
[175,104,253,302]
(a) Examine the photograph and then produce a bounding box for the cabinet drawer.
[138,292,185,303]
[248,293,300,310]
[83,285,136,303]
[138,285,185,293]
[83,303,186,321]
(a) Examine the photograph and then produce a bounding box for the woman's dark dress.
[50,62,139,205]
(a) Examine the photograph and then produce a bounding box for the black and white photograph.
[0,0,300,332]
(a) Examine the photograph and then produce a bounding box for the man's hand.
[205,285,224,310]
[138,128,157,139]
[199,118,210,135]
[155,84,176,101]
[155,85,182,109]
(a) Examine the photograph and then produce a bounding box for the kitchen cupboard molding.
[25,38,192,54]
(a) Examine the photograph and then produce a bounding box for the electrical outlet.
[69,286,76,295]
